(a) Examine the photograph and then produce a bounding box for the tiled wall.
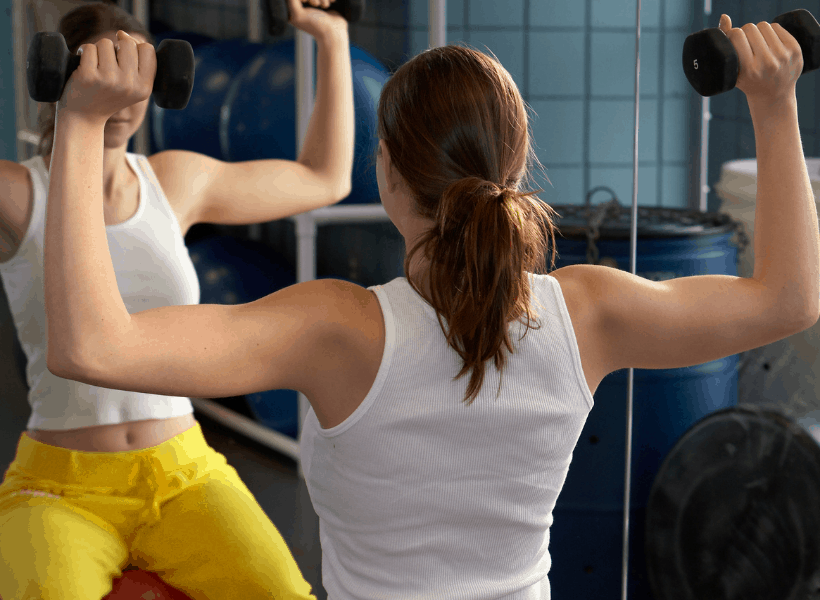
[144,0,702,210]
[7,0,820,207]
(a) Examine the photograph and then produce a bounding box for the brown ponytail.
[35,2,154,158]
[376,44,560,406]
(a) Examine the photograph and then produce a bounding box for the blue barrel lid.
[547,185,746,240]
[551,203,740,238]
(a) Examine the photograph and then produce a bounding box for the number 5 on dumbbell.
[682,8,820,97]
[26,32,195,110]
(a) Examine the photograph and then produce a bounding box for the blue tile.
[409,0,427,27]
[707,118,741,170]
[665,0,694,29]
[663,30,690,97]
[448,28,466,45]
[591,97,660,163]
[589,165,659,207]
[592,0,661,28]
[638,32,661,97]
[662,98,689,163]
[468,0,524,27]
[409,29,429,57]
[465,30,525,91]
[532,166,584,206]
[661,165,689,209]
[530,0,585,28]
[638,99,660,162]
[588,99,644,164]
[591,31,662,98]
[529,32,585,97]
[448,0,465,27]
[529,100,585,165]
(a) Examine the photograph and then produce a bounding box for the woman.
[0,0,352,598]
[20,10,820,600]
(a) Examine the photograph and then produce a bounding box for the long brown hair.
[35,1,154,158]
[376,44,560,406]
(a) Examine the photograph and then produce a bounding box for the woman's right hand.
[57,31,155,125]
[719,14,804,104]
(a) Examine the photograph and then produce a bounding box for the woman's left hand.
[286,0,349,40]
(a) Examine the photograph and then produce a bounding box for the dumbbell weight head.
[26,32,195,110]
[682,27,739,97]
[153,39,196,110]
[26,32,78,104]
[772,9,820,73]
[267,0,366,37]
[683,9,820,98]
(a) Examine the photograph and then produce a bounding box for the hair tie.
[484,181,514,202]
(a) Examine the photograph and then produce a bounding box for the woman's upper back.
[299,274,594,597]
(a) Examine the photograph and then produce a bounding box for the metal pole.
[699,0,713,212]
[294,19,317,480]
[622,0,641,596]
[429,0,446,48]
[248,0,265,241]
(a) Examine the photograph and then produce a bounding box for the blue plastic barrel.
[187,235,299,438]
[220,40,390,204]
[545,200,747,600]
[220,41,296,163]
[151,39,264,159]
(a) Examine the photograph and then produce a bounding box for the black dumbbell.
[682,8,820,97]
[266,0,365,36]
[26,32,195,110]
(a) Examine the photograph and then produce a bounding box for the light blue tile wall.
[405,0,694,209]
[129,0,820,214]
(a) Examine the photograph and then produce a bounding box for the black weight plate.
[645,406,820,600]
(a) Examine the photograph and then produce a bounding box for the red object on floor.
[102,569,196,600]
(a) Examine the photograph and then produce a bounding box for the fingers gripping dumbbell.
[266,0,366,36]
[682,8,820,97]
[26,32,195,110]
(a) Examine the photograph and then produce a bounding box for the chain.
[584,187,624,265]
[577,185,750,268]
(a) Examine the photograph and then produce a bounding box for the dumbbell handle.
[266,0,365,36]
[26,32,195,110]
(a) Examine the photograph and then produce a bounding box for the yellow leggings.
[0,422,316,600]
